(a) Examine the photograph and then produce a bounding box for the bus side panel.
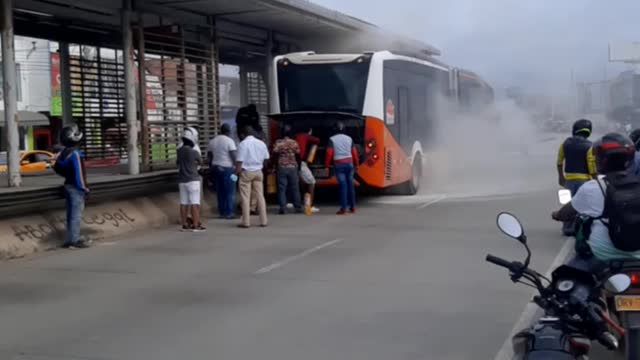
[358,116,412,188]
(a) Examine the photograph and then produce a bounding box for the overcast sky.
[312,0,639,95]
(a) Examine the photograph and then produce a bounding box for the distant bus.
[270,51,493,195]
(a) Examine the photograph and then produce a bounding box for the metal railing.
[0,171,178,218]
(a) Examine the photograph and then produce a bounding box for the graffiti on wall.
[11,208,135,242]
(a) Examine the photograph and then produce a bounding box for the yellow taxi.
[0,150,56,173]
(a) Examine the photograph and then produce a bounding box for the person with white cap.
[177,126,205,231]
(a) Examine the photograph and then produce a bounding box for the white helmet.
[182,126,198,144]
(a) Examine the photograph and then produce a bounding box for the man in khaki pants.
[235,126,270,228]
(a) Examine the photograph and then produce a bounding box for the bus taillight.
[366,139,376,150]
[365,138,380,166]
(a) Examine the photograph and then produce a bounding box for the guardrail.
[0,170,179,218]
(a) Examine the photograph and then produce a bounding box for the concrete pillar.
[59,42,73,126]
[266,31,277,114]
[122,0,139,175]
[1,0,20,187]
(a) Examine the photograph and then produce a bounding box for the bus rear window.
[277,60,370,114]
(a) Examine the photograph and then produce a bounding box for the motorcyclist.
[552,133,640,270]
[556,119,596,235]
[629,128,640,176]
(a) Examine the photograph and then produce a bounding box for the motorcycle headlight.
[557,280,575,293]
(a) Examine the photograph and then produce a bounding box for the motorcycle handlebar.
[486,254,515,270]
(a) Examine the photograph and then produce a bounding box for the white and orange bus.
[269,51,493,195]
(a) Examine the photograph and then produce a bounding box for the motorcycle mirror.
[604,274,632,294]
[496,212,526,243]
[558,189,572,205]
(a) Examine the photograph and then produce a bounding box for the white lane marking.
[416,194,447,209]
[493,237,575,360]
[368,194,448,205]
[254,238,344,275]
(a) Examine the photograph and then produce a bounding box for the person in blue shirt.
[629,129,640,176]
[54,125,90,249]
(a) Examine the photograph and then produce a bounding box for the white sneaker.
[286,203,294,209]
[311,207,320,213]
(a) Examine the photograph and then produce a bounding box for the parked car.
[0,150,55,173]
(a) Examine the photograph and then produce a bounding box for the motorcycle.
[488,212,630,359]
[558,189,640,360]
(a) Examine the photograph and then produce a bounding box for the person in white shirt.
[552,133,640,271]
[235,126,270,228]
[207,123,237,219]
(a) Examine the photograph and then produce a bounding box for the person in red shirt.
[295,128,321,212]
[295,127,320,161]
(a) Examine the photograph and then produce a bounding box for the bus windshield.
[277,60,370,114]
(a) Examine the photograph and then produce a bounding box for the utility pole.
[1,0,20,187]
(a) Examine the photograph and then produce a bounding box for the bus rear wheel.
[402,155,422,195]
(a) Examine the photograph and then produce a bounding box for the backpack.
[596,173,640,252]
[53,148,71,177]
[574,215,594,258]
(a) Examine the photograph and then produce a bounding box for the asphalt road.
[0,139,620,360]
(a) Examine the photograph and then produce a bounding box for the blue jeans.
[335,163,356,210]
[278,167,302,211]
[565,180,586,196]
[64,184,85,245]
[563,180,587,235]
[213,166,235,217]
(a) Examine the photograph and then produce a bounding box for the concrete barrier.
[0,190,215,260]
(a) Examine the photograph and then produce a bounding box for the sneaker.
[286,203,294,209]
[278,209,286,215]
[311,207,320,213]
[349,208,356,214]
[181,225,192,232]
[193,224,206,232]
[62,241,90,249]
[336,209,347,215]
[73,241,91,249]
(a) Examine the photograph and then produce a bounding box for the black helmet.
[630,129,640,148]
[572,119,592,137]
[593,133,636,173]
[334,121,345,134]
[60,125,83,147]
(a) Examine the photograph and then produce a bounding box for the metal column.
[266,31,277,114]
[239,64,248,106]
[208,16,220,139]
[59,42,73,126]
[136,14,150,172]
[122,0,139,175]
[1,0,20,187]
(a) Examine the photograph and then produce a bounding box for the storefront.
[0,110,51,152]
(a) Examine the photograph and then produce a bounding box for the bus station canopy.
[15,0,441,57]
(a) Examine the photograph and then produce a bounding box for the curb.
[0,190,214,260]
